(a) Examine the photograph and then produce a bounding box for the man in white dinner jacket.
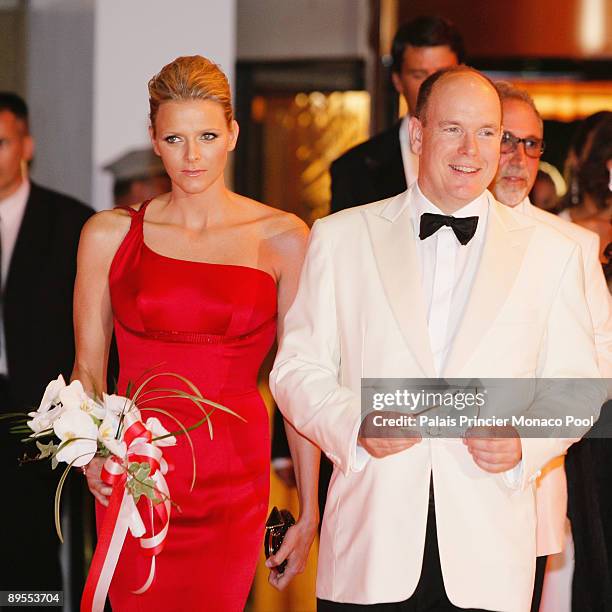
[270,67,604,612]
[490,82,612,612]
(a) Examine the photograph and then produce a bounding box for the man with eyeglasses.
[490,82,612,612]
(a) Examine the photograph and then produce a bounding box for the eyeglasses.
[501,131,545,158]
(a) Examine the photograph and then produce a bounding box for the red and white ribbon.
[81,412,172,612]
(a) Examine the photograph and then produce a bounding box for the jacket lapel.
[443,197,535,376]
[364,189,436,377]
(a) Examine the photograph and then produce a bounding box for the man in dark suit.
[330,16,465,212]
[0,92,93,595]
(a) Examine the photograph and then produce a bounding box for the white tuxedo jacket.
[518,198,612,556]
[270,188,603,612]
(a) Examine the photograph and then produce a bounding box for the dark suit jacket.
[1,182,93,594]
[330,122,406,213]
[4,182,93,411]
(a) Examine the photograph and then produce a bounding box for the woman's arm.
[266,217,320,590]
[71,209,130,505]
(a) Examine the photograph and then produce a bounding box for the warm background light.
[580,0,606,54]
[512,80,612,121]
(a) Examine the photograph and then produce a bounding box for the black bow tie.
[419,213,479,245]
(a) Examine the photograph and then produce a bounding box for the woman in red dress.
[73,55,319,610]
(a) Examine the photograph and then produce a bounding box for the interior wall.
[27,0,95,205]
[0,0,27,95]
[398,0,612,58]
[237,0,370,60]
[93,0,236,210]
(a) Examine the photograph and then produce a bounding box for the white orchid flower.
[27,375,68,433]
[37,374,67,413]
[103,393,137,418]
[146,417,177,447]
[27,404,66,434]
[59,380,105,420]
[53,409,98,467]
[98,412,127,458]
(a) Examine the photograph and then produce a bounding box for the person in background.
[530,169,559,212]
[329,15,464,212]
[559,111,610,213]
[0,92,93,597]
[559,112,612,248]
[605,241,612,292]
[570,116,612,262]
[104,147,171,208]
[489,82,612,612]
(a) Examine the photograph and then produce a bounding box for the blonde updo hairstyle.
[148,55,233,132]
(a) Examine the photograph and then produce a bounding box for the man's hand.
[357,411,422,459]
[463,426,522,473]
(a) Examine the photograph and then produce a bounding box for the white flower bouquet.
[5,372,242,611]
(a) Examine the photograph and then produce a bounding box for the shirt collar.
[411,182,489,217]
[0,179,30,224]
[514,196,531,215]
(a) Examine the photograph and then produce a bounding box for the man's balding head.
[414,66,500,125]
[409,68,502,213]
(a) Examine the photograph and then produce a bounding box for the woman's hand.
[83,456,112,506]
[265,516,318,590]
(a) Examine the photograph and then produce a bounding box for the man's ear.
[391,72,404,96]
[149,126,161,156]
[23,133,34,163]
[408,116,423,155]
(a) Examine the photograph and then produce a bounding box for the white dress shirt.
[0,179,30,374]
[409,185,525,487]
[410,183,489,375]
[398,115,419,187]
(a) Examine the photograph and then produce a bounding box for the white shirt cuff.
[502,460,524,489]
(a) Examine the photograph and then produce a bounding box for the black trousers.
[317,500,494,612]
[530,556,547,612]
[0,376,63,597]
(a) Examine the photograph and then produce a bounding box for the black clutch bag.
[264,506,296,574]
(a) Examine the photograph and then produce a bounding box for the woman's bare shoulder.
[234,194,309,239]
[79,207,133,258]
[260,209,309,262]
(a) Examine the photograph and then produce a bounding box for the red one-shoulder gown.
[96,200,275,611]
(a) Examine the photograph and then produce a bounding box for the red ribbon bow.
[81,411,172,611]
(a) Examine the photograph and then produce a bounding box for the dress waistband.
[116,315,276,345]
